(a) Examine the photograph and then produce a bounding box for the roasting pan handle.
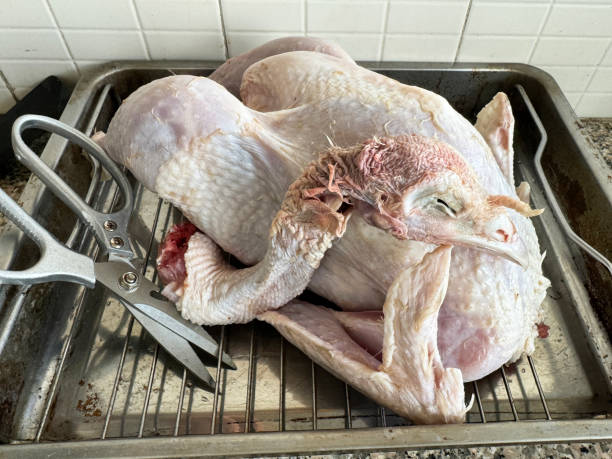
[11,115,135,261]
[0,186,95,287]
[515,84,612,276]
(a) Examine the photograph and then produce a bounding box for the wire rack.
[1,67,611,456]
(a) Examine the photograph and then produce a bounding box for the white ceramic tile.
[222,0,303,32]
[0,30,68,59]
[588,67,612,92]
[601,44,612,65]
[543,4,612,37]
[0,88,16,113]
[556,0,612,3]
[313,34,381,60]
[457,36,535,62]
[538,66,595,92]
[307,1,385,33]
[49,0,138,29]
[135,0,221,30]
[226,32,303,56]
[530,37,609,66]
[62,30,147,60]
[0,61,78,88]
[387,1,469,34]
[145,31,225,60]
[0,0,54,28]
[383,34,459,62]
[563,92,582,110]
[575,93,612,117]
[465,2,549,35]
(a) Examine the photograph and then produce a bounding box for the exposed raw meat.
[537,322,550,338]
[156,222,197,303]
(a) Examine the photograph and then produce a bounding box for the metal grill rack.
[0,63,611,457]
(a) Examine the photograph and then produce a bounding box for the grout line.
[9,56,606,66]
[453,34,609,39]
[130,0,152,60]
[54,28,227,34]
[0,26,224,32]
[0,58,109,63]
[217,0,230,59]
[303,0,307,36]
[577,90,612,95]
[453,0,473,63]
[219,29,313,34]
[575,37,612,111]
[43,0,80,78]
[378,0,390,62]
[526,0,554,63]
[1,25,610,40]
[0,70,17,101]
[384,32,461,38]
[229,30,391,36]
[0,27,57,31]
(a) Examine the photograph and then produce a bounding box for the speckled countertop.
[0,119,611,457]
[581,118,612,170]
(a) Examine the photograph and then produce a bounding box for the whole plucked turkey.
[95,38,549,424]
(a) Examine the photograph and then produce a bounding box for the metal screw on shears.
[104,220,117,231]
[119,271,139,291]
[110,236,124,248]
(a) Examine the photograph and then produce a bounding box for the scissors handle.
[12,115,134,260]
[0,187,95,287]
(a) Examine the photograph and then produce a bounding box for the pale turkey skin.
[209,36,354,98]
[261,246,470,424]
[240,51,550,377]
[99,60,548,383]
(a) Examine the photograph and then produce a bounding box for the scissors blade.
[95,261,236,370]
[125,302,215,389]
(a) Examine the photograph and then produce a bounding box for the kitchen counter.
[0,119,610,456]
[580,118,612,170]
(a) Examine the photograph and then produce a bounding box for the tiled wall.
[1,0,611,117]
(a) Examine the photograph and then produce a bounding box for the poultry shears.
[0,114,235,388]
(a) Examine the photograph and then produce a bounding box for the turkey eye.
[436,198,456,216]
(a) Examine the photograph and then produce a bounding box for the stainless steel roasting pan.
[0,61,611,457]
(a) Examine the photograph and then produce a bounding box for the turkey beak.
[451,213,529,268]
[451,234,529,269]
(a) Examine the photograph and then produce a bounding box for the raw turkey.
[94,39,549,424]
[238,50,550,379]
